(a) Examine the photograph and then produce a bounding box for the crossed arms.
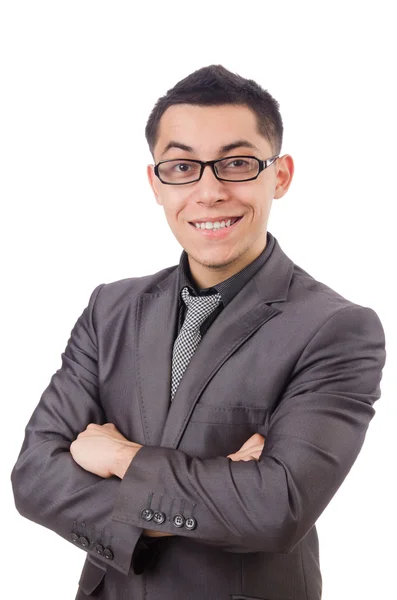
[69,422,266,539]
[11,284,386,575]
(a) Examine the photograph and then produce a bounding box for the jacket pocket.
[190,404,268,426]
[78,556,107,595]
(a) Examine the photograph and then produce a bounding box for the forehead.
[155,104,270,157]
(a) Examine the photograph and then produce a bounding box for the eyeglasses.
[154,154,279,185]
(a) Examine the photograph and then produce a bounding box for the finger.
[227,444,264,461]
[77,426,106,438]
[227,451,261,462]
[237,433,265,452]
[236,443,264,457]
[241,453,260,461]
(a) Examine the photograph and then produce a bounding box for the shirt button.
[153,511,166,525]
[79,536,90,548]
[70,532,79,543]
[141,508,155,521]
[104,548,114,560]
[185,517,197,530]
[172,514,185,528]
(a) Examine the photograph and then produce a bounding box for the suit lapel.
[135,235,294,449]
[134,268,179,446]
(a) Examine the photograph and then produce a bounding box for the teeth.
[194,218,238,230]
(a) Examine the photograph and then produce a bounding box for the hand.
[227,432,266,462]
[70,423,142,478]
[142,529,174,538]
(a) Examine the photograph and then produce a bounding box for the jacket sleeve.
[10,283,146,575]
[110,305,386,554]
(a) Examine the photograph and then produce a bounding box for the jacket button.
[104,548,114,560]
[94,543,104,555]
[153,511,166,525]
[79,536,90,548]
[185,517,197,530]
[70,532,79,543]
[141,508,155,521]
[172,514,185,528]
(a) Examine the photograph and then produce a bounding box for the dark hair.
[145,64,283,160]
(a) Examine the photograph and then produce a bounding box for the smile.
[189,216,243,237]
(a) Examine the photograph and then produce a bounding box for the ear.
[147,164,163,206]
[274,154,294,199]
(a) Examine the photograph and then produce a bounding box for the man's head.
[146,64,293,288]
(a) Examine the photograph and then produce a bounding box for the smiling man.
[12,65,386,600]
[147,103,292,290]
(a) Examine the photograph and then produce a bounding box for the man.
[11,64,386,599]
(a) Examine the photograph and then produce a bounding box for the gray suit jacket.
[11,234,386,600]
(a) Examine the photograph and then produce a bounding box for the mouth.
[188,216,244,237]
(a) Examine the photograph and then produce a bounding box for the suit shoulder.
[285,263,386,370]
[292,263,364,309]
[90,264,178,307]
[288,262,384,335]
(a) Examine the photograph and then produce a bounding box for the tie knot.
[181,286,222,329]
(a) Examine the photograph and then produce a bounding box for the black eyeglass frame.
[153,154,279,185]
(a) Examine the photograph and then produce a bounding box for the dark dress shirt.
[176,230,275,338]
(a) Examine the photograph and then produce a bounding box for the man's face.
[147,104,293,287]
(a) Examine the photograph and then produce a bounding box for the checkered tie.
[171,286,222,401]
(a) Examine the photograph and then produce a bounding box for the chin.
[190,248,240,269]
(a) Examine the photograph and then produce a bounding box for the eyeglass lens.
[158,156,260,183]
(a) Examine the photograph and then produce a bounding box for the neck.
[187,233,268,289]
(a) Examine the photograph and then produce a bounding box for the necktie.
[171,286,222,401]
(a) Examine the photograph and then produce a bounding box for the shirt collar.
[177,231,275,307]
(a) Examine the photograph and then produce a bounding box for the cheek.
[234,183,262,206]
[237,194,259,217]
[162,202,187,236]
[159,196,178,220]
[246,187,272,215]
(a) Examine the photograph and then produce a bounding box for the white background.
[1,1,395,598]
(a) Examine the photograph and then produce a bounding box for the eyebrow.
[159,139,259,158]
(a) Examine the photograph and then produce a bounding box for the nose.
[200,163,218,181]
[194,163,228,203]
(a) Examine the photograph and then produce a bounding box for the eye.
[226,159,248,168]
[173,162,193,172]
